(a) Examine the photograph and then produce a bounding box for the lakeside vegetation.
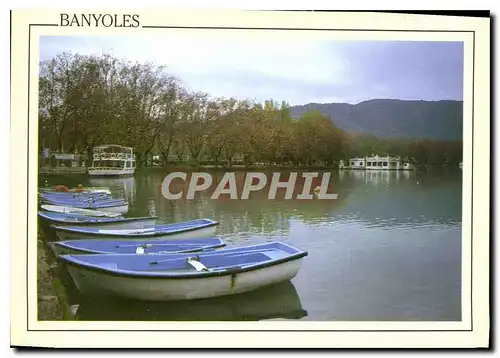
[39,53,463,169]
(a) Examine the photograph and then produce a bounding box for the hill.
[290,99,463,140]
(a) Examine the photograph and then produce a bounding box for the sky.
[39,36,464,105]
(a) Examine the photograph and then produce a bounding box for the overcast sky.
[39,36,463,105]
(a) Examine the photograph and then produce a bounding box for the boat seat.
[187,257,210,272]
[261,250,284,260]
[201,252,270,268]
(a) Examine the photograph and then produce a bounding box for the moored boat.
[41,204,123,218]
[41,196,125,206]
[88,145,136,177]
[59,241,308,301]
[53,218,219,241]
[51,237,226,256]
[39,186,111,195]
[39,194,115,206]
[38,211,158,229]
[41,199,129,214]
[39,191,112,200]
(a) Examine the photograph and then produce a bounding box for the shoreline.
[38,163,463,176]
[37,230,73,321]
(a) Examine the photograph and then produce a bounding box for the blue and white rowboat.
[39,187,111,195]
[59,241,308,301]
[38,211,158,229]
[42,199,129,214]
[51,237,226,256]
[41,196,125,205]
[53,218,219,241]
[41,204,124,218]
[39,191,112,199]
[39,194,113,204]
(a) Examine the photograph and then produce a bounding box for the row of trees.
[347,134,463,167]
[38,52,462,168]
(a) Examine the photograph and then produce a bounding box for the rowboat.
[39,192,112,201]
[39,186,111,195]
[41,197,126,207]
[40,195,123,204]
[39,195,115,206]
[53,218,219,241]
[73,281,307,321]
[38,211,158,229]
[59,241,307,301]
[41,204,123,218]
[41,199,129,214]
[51,237,226,256]
[39,188,111,195]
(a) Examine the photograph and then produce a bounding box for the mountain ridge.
[289,99,463,141]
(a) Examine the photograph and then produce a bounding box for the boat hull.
[52,244,217,256]
[55,225,216,241]
[48,204,128,214]
[78,203,129,214]
[41,205,123,218]
[54,218,157,231]
[48,241,79,255]
[38,211,157,227]
[39,187,111,195]
[50,237,224,256]
[65,257,304,301]
[41,197,126,207]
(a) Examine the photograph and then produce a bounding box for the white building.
[339,155,414,171]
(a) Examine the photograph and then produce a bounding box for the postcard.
[10,9,490,348]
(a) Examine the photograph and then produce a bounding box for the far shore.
[38,163,463,177]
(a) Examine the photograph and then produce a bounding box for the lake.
[39,168,462,321]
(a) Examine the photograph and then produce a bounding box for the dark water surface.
[39,169,462,321]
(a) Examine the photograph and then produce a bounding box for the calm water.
[39,169,462,321]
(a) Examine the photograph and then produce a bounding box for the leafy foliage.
[39,53,462,168]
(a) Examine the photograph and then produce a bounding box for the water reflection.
[334,170,462,229]
[73,281,307,321]
[39,169,462,321]
[88,177,137,205]
[42,170,462,234]
[339,169,412,186]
